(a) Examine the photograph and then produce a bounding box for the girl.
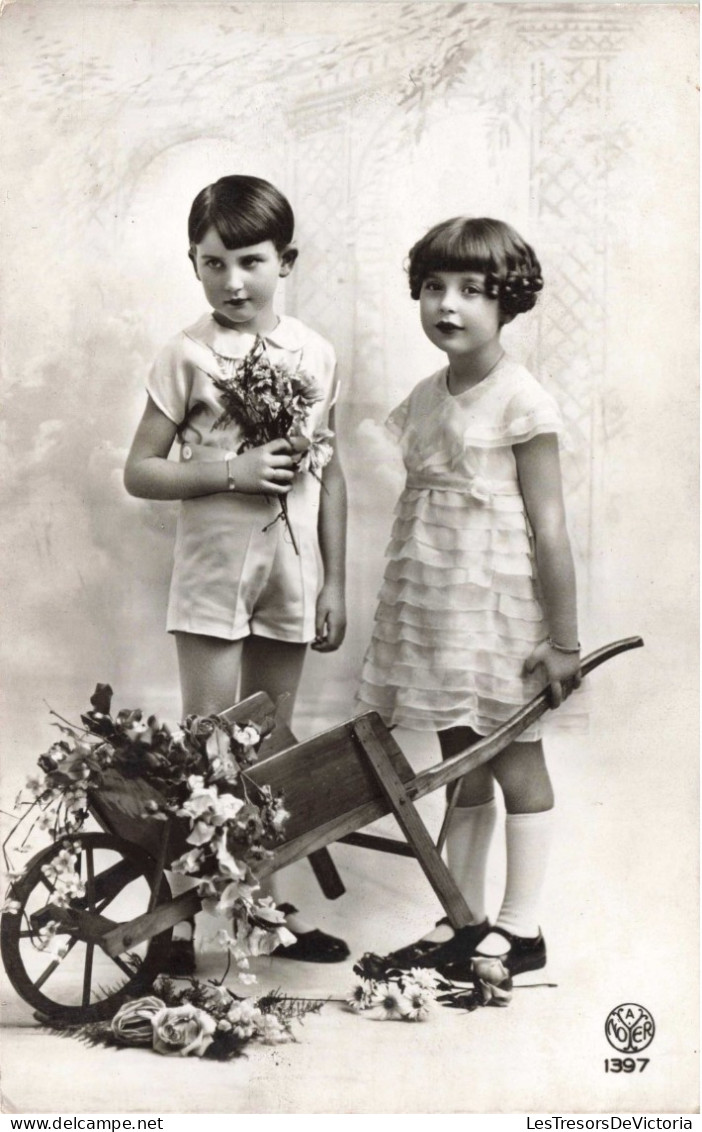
[124,175,349,971]
[357,217,581,979]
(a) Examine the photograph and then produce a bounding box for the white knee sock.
[479,809,554,952]
[445,798,498,925]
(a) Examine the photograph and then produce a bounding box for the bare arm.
[514,432,581,705]
[123,395,296,500]
[312,406,347,652]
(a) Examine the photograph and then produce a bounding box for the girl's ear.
[500,311,515,327]
[188,246,200,279]
[278,245,298,277]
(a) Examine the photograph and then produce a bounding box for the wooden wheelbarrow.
[1,636,641,1022]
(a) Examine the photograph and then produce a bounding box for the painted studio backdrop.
[0,0,698,943]
[1,2,695,740]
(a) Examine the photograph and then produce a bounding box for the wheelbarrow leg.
[307,848,345,899]
[352,715,474,930]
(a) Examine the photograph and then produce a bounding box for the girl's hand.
[231,439,296,495]
[523,640,582,708]
[311,582,346,652]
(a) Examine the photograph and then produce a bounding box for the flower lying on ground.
[349,949,514,1018]
[347,955,441,1022]
[53,977,327,1060]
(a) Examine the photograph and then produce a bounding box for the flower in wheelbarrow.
[151,1003,217,1057]
[231,723,261,751]
[111,996,166,1046]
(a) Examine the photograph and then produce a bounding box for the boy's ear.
[188,246,200,279]
[278,245,298,277]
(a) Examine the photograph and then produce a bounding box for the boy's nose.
[439,293,457,311]
[225,270,244,293]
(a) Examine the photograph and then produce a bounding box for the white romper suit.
[357,356,563,741]
[147,312,338,643]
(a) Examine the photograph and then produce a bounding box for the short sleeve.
[504,382,563,445]
[385,394,412,441]
[146,335,192,425]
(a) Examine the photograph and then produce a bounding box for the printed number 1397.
[604,1058,649,1072]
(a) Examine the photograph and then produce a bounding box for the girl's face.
[190,227,294,334]
[419,270,503,362]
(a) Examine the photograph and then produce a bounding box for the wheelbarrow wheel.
[1,831,173,1024]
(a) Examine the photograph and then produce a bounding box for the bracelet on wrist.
[547,637,581,655]
[226,458,237,493]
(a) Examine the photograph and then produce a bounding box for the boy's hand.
[523,640,582,708]
[311,583,346,652]
[230,439,296,495]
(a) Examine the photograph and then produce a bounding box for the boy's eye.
[203,258,223,269]
[240,257,263,267]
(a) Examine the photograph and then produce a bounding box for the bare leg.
[174,631,244,716]
[239,634,307,726]
[240,635,313,931]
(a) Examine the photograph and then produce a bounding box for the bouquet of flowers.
[211,336,334,554]
[59,975,326,1061]
[6,684,293,977]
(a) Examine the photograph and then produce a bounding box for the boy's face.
[190,227,294,334]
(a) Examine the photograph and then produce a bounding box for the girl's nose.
[439,292,457,312]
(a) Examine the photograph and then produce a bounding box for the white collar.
[184,313,305,359]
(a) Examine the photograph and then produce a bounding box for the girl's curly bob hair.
[407,217,543,318]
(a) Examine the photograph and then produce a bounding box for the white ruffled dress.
[357,356,563,739]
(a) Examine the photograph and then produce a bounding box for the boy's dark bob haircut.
[188,175,295,252]
[407,216,543,318]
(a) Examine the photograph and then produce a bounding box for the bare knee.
[491,739,554,814]
[439,729,495,806]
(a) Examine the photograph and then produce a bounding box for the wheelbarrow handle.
[411,636,644,806]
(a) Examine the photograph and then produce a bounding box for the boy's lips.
[436,321,463,333]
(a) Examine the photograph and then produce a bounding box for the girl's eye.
[424,280,442,292]
[463,285,484,296]
[203,259,223,270]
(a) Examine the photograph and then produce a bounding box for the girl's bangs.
[425,227,499,277]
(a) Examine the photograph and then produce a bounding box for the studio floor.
[1,689,699,1115]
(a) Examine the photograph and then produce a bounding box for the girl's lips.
[436,321,462,332]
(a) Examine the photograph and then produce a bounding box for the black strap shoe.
[385,917,489,970]
[272,928,350,963]
[440,925,546,982]
[272,902,350,963]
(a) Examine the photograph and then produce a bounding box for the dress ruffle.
[357,357,562,739]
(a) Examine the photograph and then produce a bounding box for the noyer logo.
[605,1003,655,1053]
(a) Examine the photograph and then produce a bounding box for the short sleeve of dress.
[504,380,563,445]
[385,394,412,441]
[146,335,191,426]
